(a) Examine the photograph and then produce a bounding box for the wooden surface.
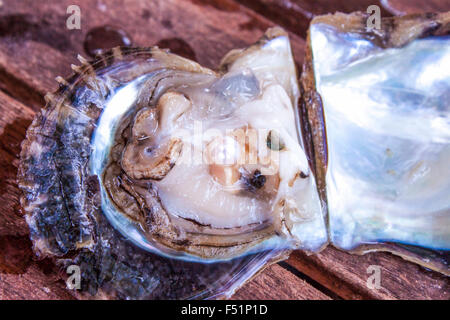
[0,0,449,300]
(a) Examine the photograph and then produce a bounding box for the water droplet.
[84,25,132,57]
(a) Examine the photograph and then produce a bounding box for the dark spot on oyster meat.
[248,170,266,189]
[156,38,197,61]
[84,25,132,57]
[0,235,33,274]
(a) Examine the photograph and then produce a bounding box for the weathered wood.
[0,91,34,237]
[0,0,305,110]
[232,264,331,300]
[236,0,393,37]
[237,0,450,38]
[0,265,75,300]
[380,0,450,15]
[288,248,449,300]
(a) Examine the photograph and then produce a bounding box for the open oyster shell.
[18,28,325,298]
[18,12,450,299]
[92,27,326,261]
[301,11,450,275]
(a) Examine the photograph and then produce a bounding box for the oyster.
[92,27,326,261]
[301,11,450,274]
[18,27,325,298]
[18,12,450,300]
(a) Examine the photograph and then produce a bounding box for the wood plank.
[0,0,305,110]
[0,92,34,237]
[288,248,450,300]
[237,0,450,38]
[0,264,75,300]
[236,0,393,37]
[380,0,450,15]
[232,264,331,300]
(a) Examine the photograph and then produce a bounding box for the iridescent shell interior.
[304,12,450,274]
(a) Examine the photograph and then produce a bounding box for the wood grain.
[380,0,450,15]
[0,0,305,109]
[288,248,449,300]
[232,264,331,300]
[0,265,75,300]
[0,0,448,300]
[237,0,450,38]
[236,0,393,37]
[0,91,34,237]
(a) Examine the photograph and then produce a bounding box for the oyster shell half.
[89,27,326,261]
[301,11,450,274]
